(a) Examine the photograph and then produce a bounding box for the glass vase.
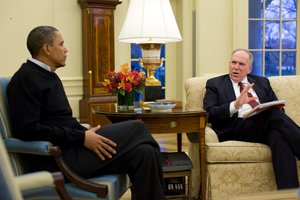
[117,92,134,111]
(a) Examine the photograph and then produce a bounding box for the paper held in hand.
[243,100,286,119]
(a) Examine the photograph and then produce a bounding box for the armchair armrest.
[16,171,73,200]
[50,146,108,198]
[4,138,108,198]
[16,171,54,190]
[205,126,219,143]
[4,138,52,155]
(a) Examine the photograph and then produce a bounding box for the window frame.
[233,0,300,76]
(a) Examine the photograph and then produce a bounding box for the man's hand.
[234,83,257,109]
[84,125,117,160]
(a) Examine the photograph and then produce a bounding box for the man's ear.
[248,66,253,74]
[42,43,51,56]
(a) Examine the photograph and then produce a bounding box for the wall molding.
[61,77,83,119]
[233,0,248,49]
[61,77,83,97]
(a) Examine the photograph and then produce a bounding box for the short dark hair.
[232,48,254,66]
[26,26,58,57]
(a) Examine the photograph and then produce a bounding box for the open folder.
[243,100,286,119]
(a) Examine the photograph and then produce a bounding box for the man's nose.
[233,63,240,69]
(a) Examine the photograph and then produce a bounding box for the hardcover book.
[243,100,286,119]
[161,152,193,172]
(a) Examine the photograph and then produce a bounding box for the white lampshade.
[118,0,182,44]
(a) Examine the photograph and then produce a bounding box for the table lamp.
[118,0,182,101]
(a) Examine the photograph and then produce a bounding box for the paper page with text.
[243,100,286,119]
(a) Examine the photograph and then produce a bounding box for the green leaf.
[119,90,126,96]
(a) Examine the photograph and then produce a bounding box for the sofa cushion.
[206,141,271,163]
[269,76,300,126]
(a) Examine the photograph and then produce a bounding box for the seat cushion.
[84,174,131,200]
[206,141,272,163]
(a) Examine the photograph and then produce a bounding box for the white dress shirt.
[28,58,52,72]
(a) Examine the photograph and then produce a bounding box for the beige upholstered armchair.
[185,75,300,200]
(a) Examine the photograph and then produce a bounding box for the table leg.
[186,120,206,200]
[177,133,182,152]
[199,117,206,200]
[186,132,200,199]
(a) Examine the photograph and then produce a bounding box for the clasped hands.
[84,125,117,160]
[234,83,257,109]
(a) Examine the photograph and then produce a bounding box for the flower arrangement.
[103,63,146,96]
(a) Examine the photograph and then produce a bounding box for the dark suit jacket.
[203,74,278,138]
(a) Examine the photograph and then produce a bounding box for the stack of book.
[161,152,193,196]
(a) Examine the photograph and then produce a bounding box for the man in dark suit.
[7,26,166,200]
[203,48,300,189]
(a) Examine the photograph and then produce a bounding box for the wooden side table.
[92,104,208,200]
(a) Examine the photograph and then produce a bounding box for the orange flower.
[120,63,130,74]
[103,63,146,96]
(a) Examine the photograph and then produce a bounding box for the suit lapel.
[221,75,237,102]
[248,76,261,95]
[247,76,266,103]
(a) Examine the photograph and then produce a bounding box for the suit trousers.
[229,108,300,189]
[62,120,166,200]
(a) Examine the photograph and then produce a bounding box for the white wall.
[114,0,131,70]
[0,0,84,118]
[196,0,233,76]
[0,0,82,77]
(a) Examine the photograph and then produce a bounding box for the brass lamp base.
[139,43,164,86]
[145,75,161,86]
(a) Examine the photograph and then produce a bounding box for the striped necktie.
[238,82,259,108]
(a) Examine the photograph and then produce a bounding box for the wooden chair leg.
[52,172,73,200]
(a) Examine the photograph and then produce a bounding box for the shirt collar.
[240,77,249,85]
[28,58,52,72]
[230,77,249,87]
